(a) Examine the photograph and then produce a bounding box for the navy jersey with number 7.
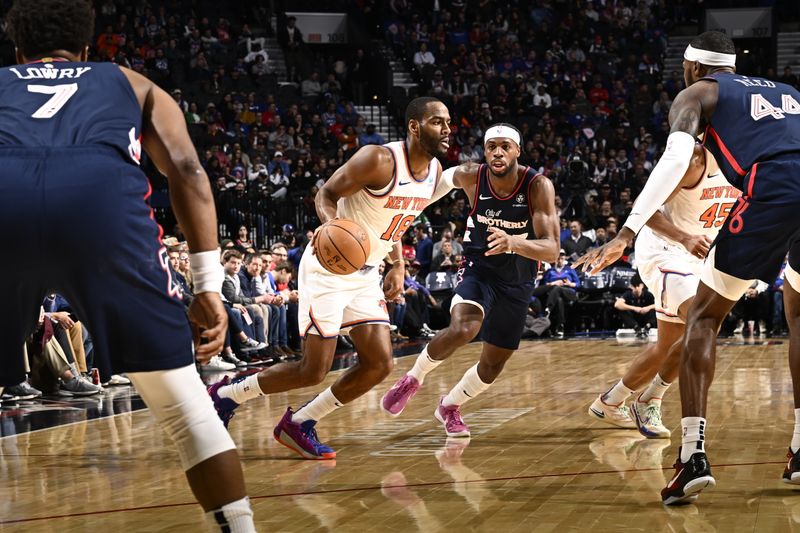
[0,58,194,386]
[0,60,142,162]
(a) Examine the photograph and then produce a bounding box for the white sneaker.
[204,355,236,371]
[588,395,636,429]
[631,397,671,438]
[242,337,267,350]
[102,374,131,386]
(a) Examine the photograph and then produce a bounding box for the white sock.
[638,373,672,403]
[407,346,443,384]
[292,387,343,424]
[681,416,706,462]
[792,408,800,453]
[205,496,256,533]
[219,375,263,405]
[601,379,635,406]
[442,364,491,407]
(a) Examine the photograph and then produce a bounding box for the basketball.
[315,219,371,275]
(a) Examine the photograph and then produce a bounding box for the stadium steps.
[663,35,693,76]
[371,39,418,95]
[263,39,288,80]
[354,105,401,142]
[777,32,800,70]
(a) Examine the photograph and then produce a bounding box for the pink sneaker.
[434,396,470,437]
[381,374,421,416]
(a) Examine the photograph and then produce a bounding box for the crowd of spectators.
[1,0,795,390]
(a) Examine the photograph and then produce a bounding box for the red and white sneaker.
[661,449,716,505]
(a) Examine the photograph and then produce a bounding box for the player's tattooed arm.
[315,145,395,223]
[668,80,717,136]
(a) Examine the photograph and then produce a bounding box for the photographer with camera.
[561,155,596,226]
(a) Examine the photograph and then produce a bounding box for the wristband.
[190,248,224,294]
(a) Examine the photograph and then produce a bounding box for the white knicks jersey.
[637,148,741,253]
[337,141,441,266]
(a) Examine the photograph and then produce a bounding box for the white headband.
[484,125,520,146]
[684,44,736,67]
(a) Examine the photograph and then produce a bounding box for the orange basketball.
[315,219,371,275]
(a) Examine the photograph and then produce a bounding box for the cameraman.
[561,154,596,225]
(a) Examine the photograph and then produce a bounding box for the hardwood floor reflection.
[1,337,797,532]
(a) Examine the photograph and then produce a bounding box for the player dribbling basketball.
[381,123,560,437]
[210,97,456,459]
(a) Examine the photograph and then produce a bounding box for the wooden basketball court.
[1,337,798,531]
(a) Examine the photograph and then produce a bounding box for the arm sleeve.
[622,131,696,234]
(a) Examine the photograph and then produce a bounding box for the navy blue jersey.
[463,164,540,284]
[702,72,800,199]
[0,60,141,163]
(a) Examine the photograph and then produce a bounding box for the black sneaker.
[783,448,800,484]
[220,351,247,368]
[662,449,716,505]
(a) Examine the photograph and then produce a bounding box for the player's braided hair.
[690,31,735,55]
[6,0,95,59]
[405,96,442,127]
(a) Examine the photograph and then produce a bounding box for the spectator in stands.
[458,136,483,163]
[593,227,609,248]
[221,250,269,358]
[239,253,288,360]
[431,240,458,272]
[270,262,299,354]
[277,15,303,81]
[358,124,385,146]
[780,66,799,89]
[413,223,434,277]
[301,71,323,99]
[732,281,771,337]
[268,163,290,200]
[614,274,656,335]
[562,220,593,261]
[532,84,552,110]
[28,311,101,396]
[413,42,435,70]
[432,227,463,260]
[402,260,438,338]
[536,250,580,338]
[267,150,290,175]
[235,225,253,250]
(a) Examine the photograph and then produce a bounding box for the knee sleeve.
[128,365,236,471]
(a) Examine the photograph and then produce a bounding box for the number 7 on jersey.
[28,83,78,119]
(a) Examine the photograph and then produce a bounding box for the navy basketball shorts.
[704,158,800,293]
[0,146,194,386]
[452,264,534,350]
